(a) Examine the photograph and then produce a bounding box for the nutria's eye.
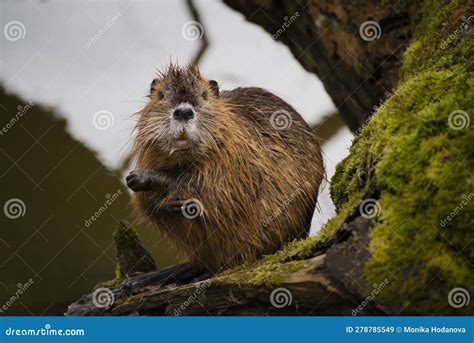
[202,90,208,100]
[157,91,164,100]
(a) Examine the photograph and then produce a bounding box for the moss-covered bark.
[329,0,473,314]
[214,0,473,314]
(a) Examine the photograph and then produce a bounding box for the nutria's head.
[134,64,222,164]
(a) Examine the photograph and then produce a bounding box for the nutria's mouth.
[172,130,193,150]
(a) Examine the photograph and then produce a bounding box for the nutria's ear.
[209,80,219,97]
[150,78,158,93]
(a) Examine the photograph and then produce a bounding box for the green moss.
[114,221,141,254]
[317,192,365,240]
[329,0,473,313]
[330,140,375,210]
[217,259,309,286]
[217,237,321,285]
[98,221,157,287]
[96,265,122,288]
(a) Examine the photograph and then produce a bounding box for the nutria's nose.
[173,108,194,121]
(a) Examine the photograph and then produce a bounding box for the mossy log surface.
[66,198,381,315]
[67,0,473,316]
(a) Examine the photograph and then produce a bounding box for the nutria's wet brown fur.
[130,64,324,272]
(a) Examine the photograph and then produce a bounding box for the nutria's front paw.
[165,198,204,219]
[126,170,152,192]
[165,198,185,214]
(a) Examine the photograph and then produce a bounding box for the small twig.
[186,0,209,65]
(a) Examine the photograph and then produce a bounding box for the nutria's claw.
[126,170,152,192]
[165,198,185,213]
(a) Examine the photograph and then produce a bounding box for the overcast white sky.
[0,0,353,233]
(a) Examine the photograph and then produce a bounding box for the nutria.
[126,64,324,272]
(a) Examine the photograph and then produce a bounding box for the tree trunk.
[223,0,418,132]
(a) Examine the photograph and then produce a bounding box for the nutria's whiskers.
[127,63,324,272]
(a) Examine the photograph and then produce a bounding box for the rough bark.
[222,0,418,132]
